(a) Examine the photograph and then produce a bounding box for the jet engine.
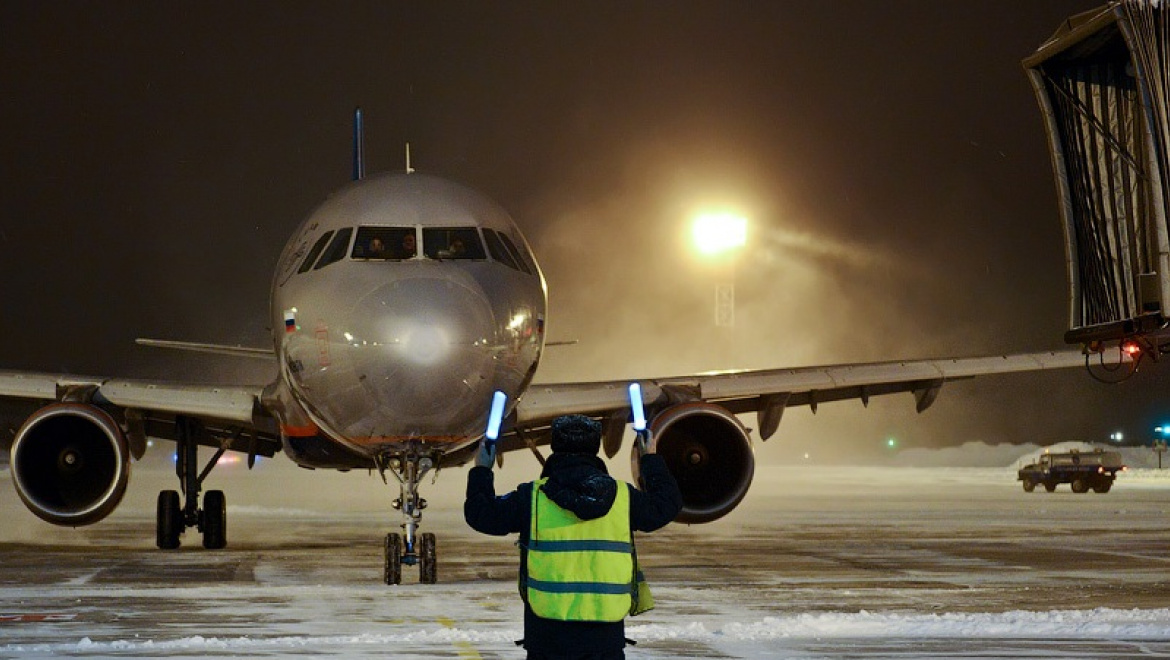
[632,402,754,524]
[9,403,130,526]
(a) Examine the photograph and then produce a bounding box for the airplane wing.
[505,348,1092,523]
[0,370,280,460]
[508,349,1089,453]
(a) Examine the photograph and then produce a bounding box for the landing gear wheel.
[157,490,182,549]
[419,532,437,584]
[202,490,227,550]
[384,533,402,585]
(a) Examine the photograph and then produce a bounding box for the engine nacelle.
[10,403,130,526]
[632,402,754,524]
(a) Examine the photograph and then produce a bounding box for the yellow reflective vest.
[523,477,643,622]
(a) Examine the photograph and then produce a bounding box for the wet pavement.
[1,465,1169,658]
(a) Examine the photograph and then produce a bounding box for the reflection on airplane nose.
[340,275,496,433]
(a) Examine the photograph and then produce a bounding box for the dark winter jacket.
[464,452,683,655]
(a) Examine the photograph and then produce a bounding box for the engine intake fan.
[633,402,754,524]
[10,403,130,526]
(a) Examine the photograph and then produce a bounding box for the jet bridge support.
[1024,1,1170,374]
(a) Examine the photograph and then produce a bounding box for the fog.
[3,1,1167,469]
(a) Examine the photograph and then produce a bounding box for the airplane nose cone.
[343,275,495,431]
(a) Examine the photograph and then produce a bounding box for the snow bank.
[633,608,1170,640]
[6,608,1168,655]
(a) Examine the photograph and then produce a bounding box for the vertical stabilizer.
[352,107,366,181]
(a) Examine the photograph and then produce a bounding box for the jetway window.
[313,227,353,270]
[353,227,418,260]
[298,231,335,274]
[483,228,520,271]
[422,227,486,260]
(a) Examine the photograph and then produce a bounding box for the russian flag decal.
[284,309,297,333]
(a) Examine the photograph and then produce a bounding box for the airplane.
[0,109,1091,584]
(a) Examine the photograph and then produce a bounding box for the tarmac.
[2,464,1170,658]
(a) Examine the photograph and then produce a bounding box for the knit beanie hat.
[549,414,602,455]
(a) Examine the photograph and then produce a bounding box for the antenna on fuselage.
[352,107,366,181]
[405,142,415,174]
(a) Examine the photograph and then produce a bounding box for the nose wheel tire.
[385,533,403,585]
[419,533,437,584]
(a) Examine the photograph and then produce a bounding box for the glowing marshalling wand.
[629,382,647,431]
[484,390,508,450]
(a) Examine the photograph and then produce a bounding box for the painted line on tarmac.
[0,613,78,623]
[437,616,483,659]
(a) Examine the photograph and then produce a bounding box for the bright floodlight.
[692,212,747,256]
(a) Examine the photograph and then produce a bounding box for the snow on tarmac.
[2,446,1170,658]
[3,609,1169,658]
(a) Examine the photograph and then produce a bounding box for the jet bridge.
[1024,0,1170,365]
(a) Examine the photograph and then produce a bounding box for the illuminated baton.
[485,390,508,448]
[628,382,646,432]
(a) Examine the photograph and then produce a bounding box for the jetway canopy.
[1024,1,1170,346]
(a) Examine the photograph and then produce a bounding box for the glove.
[475,440,497,469]
[634,429,654,455]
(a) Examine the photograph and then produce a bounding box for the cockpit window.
[497,232,533,275]
[313,227,353,270]
[423,227,486,260]
[483,228,520,271]
[298,230,334,274]
[353,227,417,260]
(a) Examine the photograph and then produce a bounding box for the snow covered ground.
[1,447,1170,658]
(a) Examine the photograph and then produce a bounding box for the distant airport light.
[886,438,898,449]
[692,212,748,256]
[1110,431,1124,443]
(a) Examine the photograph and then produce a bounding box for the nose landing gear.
[378,448,440,584]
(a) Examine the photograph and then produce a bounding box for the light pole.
[691,212,747,329]
[1155,426,1168,469]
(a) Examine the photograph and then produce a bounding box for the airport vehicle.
[0,111,1086,584]
[1018,449,1125,493]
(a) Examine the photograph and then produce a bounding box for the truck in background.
[1018,449,1126,494]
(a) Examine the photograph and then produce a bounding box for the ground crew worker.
[465,414,683,660]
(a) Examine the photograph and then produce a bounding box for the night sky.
[2,1,1163,463]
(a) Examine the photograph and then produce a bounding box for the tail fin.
[352,107,366,181]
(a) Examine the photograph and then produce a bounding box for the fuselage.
[266,173,546,468]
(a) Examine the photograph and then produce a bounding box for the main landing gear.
[156,416,228,551]
[378,448,441,585]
